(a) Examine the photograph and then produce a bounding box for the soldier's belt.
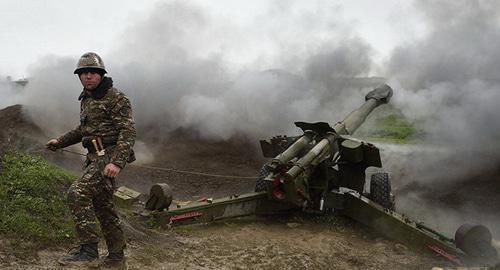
[82,136,117,154]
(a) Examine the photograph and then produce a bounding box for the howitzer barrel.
[285,135,334,180]
[334,84,393,135]
[271,131,313,167]
[282,84,393,182]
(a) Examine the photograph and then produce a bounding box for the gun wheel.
[369,172,394,210]
[255,164,271,192]
[145,183,173,211]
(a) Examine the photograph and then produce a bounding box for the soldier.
[46,52,136,268]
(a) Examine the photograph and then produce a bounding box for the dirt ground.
[1,104,498,269]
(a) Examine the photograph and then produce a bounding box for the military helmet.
[74,52,107,75]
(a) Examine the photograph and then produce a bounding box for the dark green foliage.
[0,152,76,246]
[380,114,416,139]
[367,114,418,143]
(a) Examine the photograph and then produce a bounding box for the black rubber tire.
[369,172,393,210]
[255,165,271,192]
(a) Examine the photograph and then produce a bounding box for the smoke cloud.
[384,0,500,236]
[389,0,500,147]
[21,1,377,141]
[21,56,81,135]
[0,75,23,109]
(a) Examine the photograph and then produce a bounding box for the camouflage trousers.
[67,153,125,253]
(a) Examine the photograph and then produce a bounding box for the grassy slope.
[0,153,75,248]
[357,108,419,144]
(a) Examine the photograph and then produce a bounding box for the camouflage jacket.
[57,77,136,168]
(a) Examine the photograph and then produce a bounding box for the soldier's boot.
[100,250,126,269]
[58,242,99,266]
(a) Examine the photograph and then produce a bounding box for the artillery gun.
[144,84,499,266]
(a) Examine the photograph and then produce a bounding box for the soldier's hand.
[46,139,60,151]
[104,163,121,178]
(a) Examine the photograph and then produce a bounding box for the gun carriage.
[143,85,498,266]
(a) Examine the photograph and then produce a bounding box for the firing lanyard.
[35,147,257,180]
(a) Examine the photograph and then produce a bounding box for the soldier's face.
[79,71,102,90]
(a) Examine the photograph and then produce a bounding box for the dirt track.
[1,215,439,270]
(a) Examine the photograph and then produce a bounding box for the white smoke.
[384,0,500,237]
[22,55,81,135]
[0,75,23,109]
[21,1,377,141]
[384,0,500,181]
[388,0,500,147]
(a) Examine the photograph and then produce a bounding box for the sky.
[0,0,419,79]
[0,0,153,78]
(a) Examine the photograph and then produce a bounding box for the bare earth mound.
[0,105,45,156]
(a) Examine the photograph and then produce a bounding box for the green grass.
[365,114,419,143]
[0,152,76,247]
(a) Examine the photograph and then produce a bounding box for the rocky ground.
[0,104,498,269]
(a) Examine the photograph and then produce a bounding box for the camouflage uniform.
[57,76,136,253]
